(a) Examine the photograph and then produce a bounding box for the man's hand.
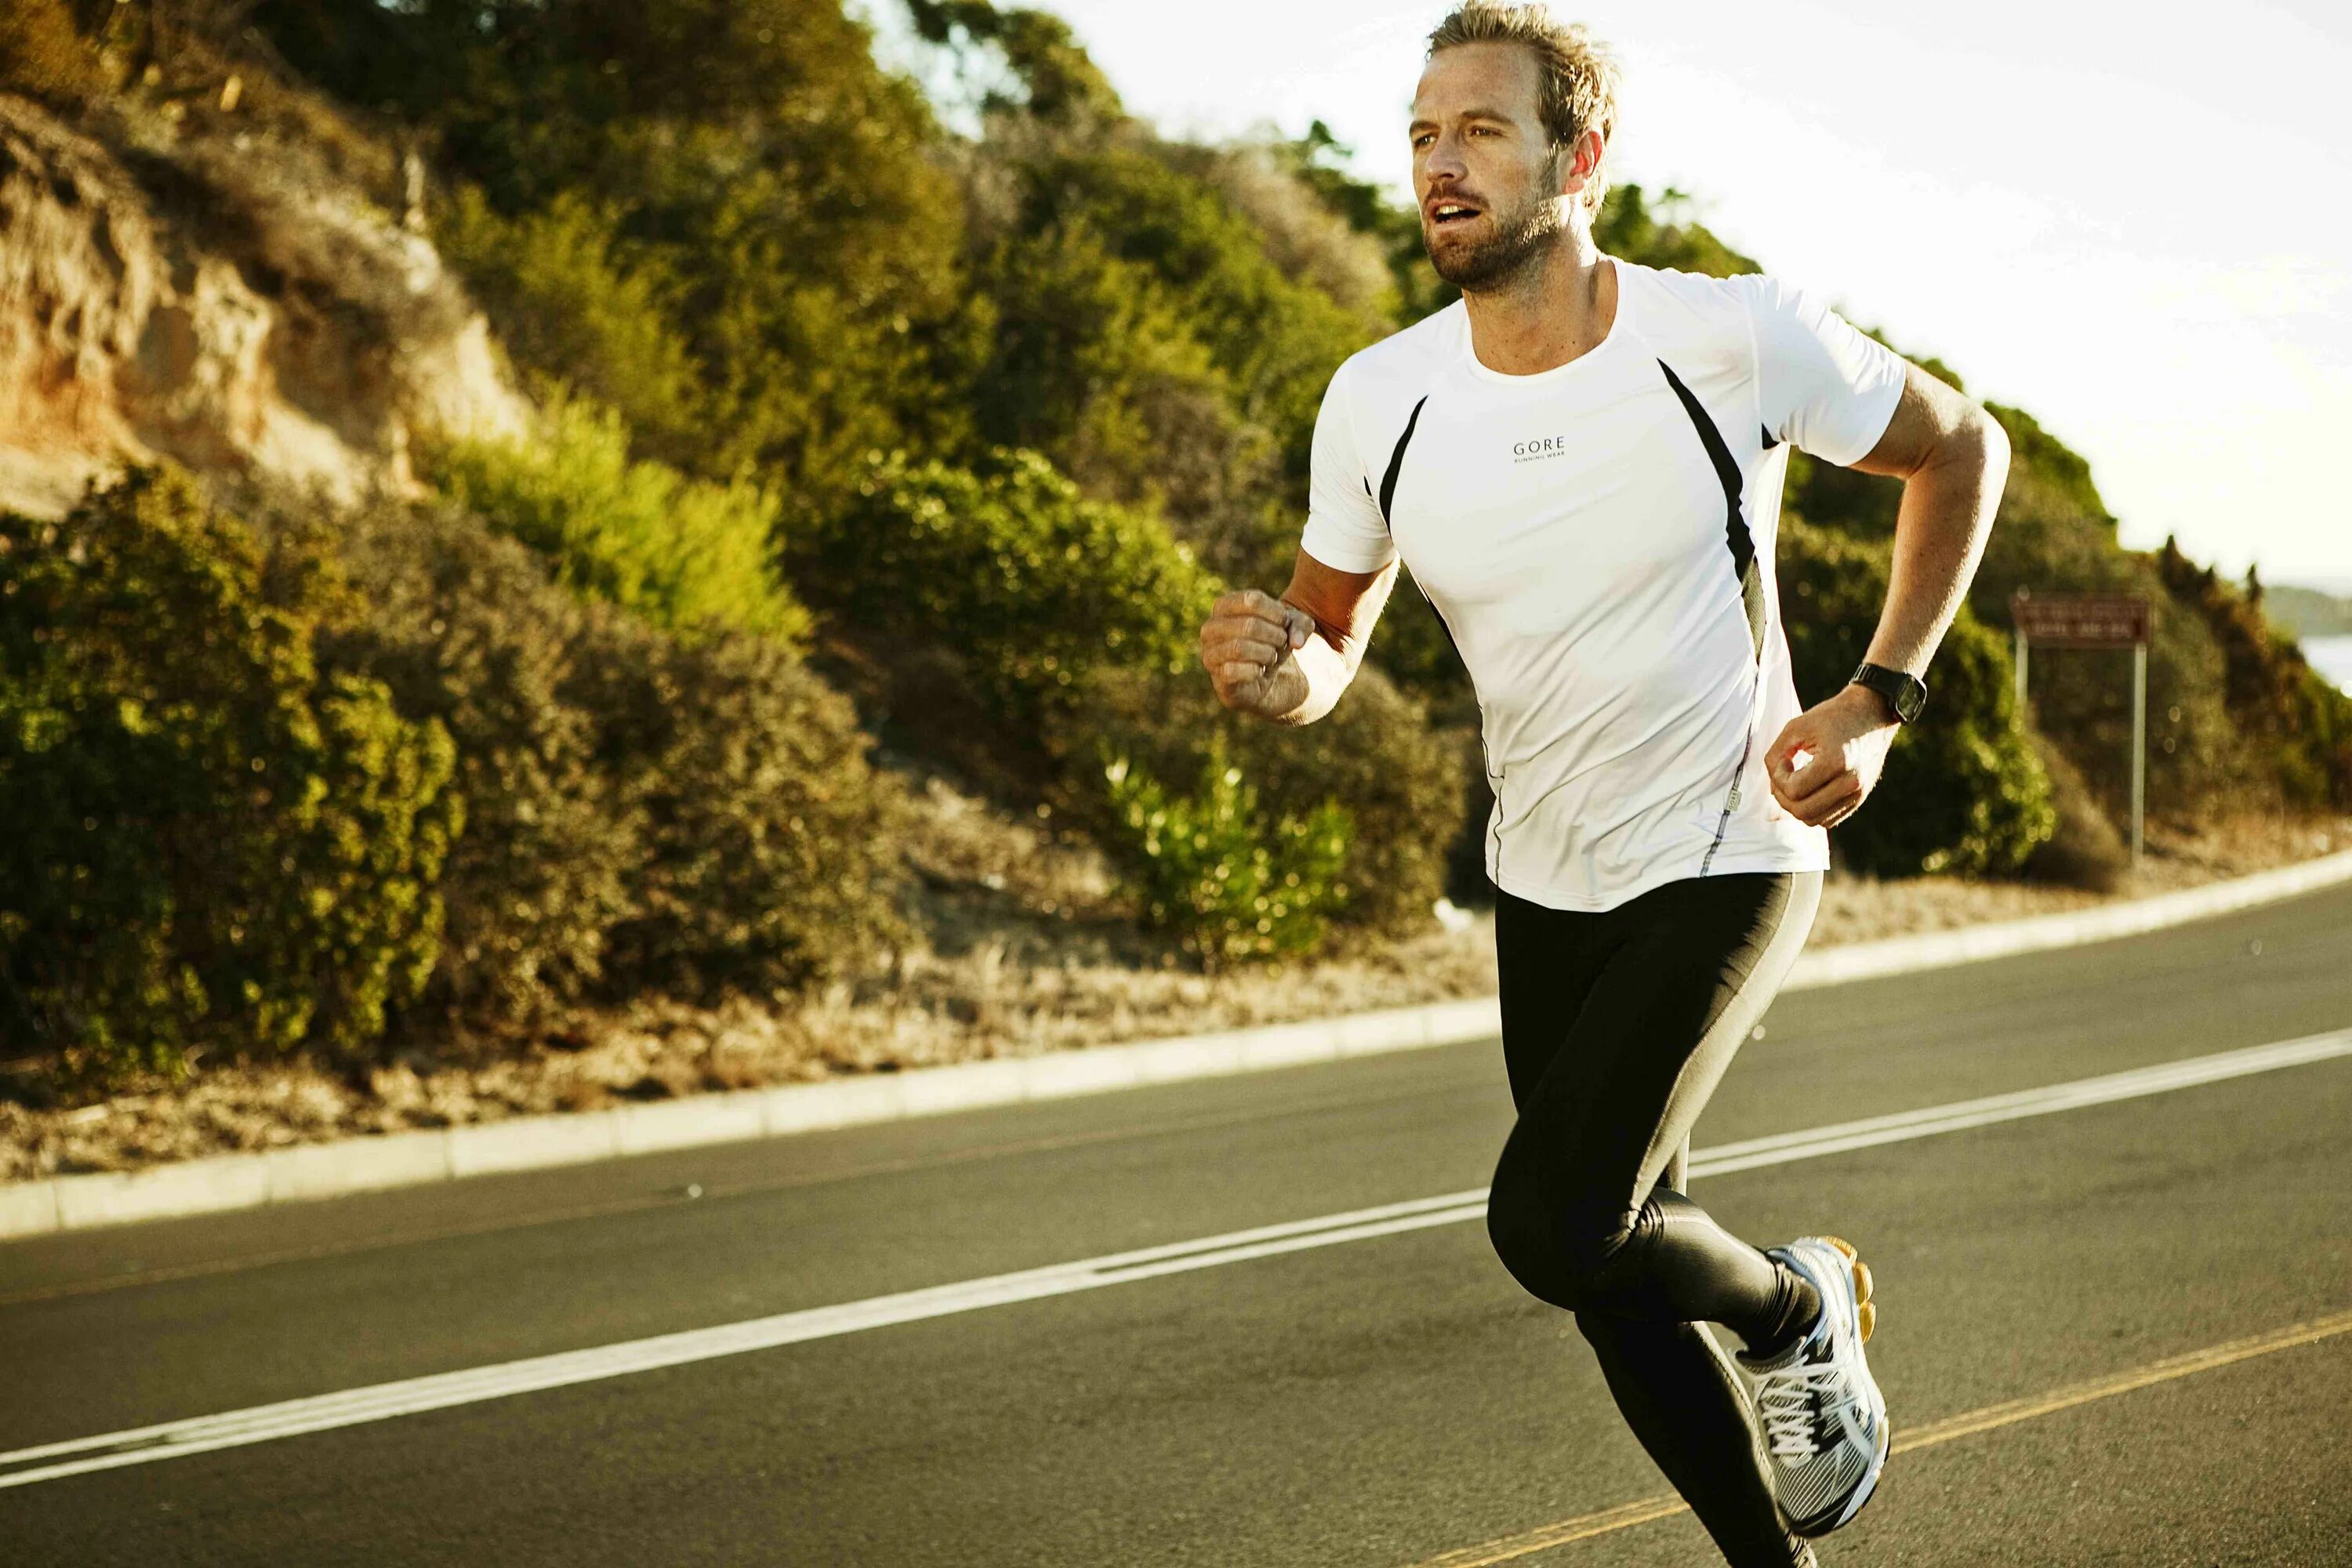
[1765,684,1902,829]
[1200,589,1316,719]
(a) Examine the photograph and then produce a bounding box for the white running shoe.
[1738,1235,1889,1539]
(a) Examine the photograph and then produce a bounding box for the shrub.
[800,446,1458,940]
[1100,736,1349,969]
[797,448,1219,724]
[2020,732,2128,891]
[321,502,635,1033]
[566,619,913,1001]
[264,0,982,510]
[324,499,907,1025]
[434,187,709,469]
[1060,660,1465,938]
[426,393,808,643]
[1779,517,2055,876]
[1223,667,1465,934]
[2155,541,2352,811]
[0,471,459,1087]
[2285,660,2352,810]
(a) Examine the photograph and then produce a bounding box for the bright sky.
[867,1,2352,593]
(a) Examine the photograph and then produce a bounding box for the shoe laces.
[1753,1356,1861,1460]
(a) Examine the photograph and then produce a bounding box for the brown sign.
[2012,592,2153,649]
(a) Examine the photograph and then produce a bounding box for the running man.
[1198,5,2007,1563]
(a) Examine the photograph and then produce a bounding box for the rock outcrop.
[0,93,523,519]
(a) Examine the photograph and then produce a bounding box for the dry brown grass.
[0,1,111,106]
[4,796,2347,1183]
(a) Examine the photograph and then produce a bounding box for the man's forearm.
[1251,564,1397,726]
[1864,413,2009,678]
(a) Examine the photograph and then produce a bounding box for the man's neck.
[1461,236,1615,377]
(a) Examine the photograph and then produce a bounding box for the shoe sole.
[1787,1236,1892,1540]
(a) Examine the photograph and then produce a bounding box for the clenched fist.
[1765,684,1900,829]
[1200,589,1316,718]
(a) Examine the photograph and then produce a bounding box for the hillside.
[2269,584,2352,640]
[2,0,2347,1112]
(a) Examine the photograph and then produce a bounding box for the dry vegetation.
[0,89,523,521]
[5,790,2344,1184]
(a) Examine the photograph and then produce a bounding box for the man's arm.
[1200,548,1401,725]
[1765,360,2012,828]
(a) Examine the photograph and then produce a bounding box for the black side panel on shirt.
[1377,395,1430,529]
[1657,360,1766,661]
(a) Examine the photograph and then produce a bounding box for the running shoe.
[1737,1235,1889,1538]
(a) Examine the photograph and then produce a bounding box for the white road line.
[4,1028,2347,1492]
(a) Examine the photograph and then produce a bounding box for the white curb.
[5,850,2349,1243]
[1781,848,2352,989]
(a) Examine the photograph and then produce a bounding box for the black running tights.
[1486,871,1824,1568]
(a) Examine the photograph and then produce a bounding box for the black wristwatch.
[1849,662,1927,724]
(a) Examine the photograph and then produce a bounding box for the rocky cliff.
[0,92,522,520]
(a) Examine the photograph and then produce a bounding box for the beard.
[1423,181,1568,295]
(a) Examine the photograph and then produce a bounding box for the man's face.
[1410,42,1570,293]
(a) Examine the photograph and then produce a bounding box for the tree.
[259,0,986,507]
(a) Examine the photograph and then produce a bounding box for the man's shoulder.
[1334,300,1465,393]
[1617,258,1773,331]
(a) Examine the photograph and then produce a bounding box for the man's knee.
[1485,1175,1639,1312]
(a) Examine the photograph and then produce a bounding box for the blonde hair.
[1427,3,1620,215]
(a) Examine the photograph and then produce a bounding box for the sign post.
[2011,592,2155,866]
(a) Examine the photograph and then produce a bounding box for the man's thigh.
[1505,873,1816,1213]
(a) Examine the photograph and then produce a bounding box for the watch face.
[1854,663,1926,723]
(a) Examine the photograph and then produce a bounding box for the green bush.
[1061,660,1465,938]
[797,448,1219,724]
[321,502,635,1032]
[566,619,913,1001]
[1223,668,1464,934]
[264,0,982,508]
[2154,542,2352,811]
[800,445,1458,941]
[324,499,906,1025]
[2285,660,2352,810]
[426,393,808,643]
[1101,736,1349,969]
[970,136,1376,585]
[1780,399,2265,826]
[1779,517,2055,876]
[2020,732,2128,891]
[0,471,459,1087]
[434,187,709,469]
[971,216,1278,575]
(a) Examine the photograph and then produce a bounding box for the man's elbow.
[1962,405,2011,483]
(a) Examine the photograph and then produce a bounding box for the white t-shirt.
[1301,259,1905,912]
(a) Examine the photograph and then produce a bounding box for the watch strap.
[1849,662,1926,724]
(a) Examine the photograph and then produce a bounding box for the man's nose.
[1423,133,1468,186]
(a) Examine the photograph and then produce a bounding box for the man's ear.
[1559,128,1604,201]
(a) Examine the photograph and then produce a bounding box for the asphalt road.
[3,881,2350,1566]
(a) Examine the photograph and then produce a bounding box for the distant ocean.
[2307,635,2352,696]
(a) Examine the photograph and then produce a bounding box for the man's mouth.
[1427,198,1483,228]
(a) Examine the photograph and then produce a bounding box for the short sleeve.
[1742,274,1906,467]
[1298,365,1398,574]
